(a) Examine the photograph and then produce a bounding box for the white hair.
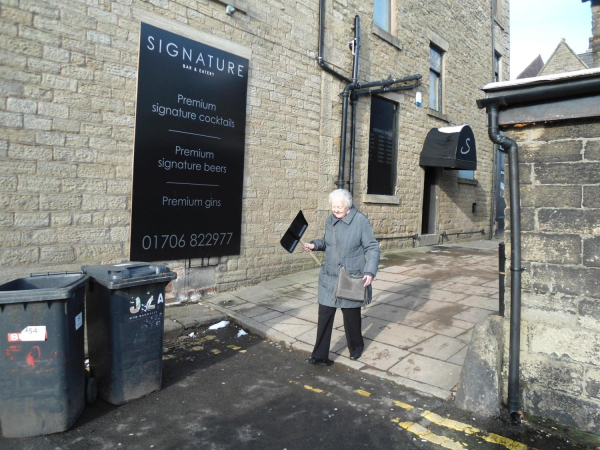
[328,189,353,209]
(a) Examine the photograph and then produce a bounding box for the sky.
[510,0,593,79]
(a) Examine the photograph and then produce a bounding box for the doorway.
[421,167,437,235]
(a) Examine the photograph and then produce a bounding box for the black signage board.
[367,96,397,195]
[419,125,476,170]
[130,23,248,261]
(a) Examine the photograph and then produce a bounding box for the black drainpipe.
[489,0,498,240]
[478,101,523,424]
[337,15,361,189]
[318,0,422,193]
[318,0,352,84]
[349,91,358,196]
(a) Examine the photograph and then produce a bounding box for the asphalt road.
[0,323,594,449]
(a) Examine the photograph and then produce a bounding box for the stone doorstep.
[209,303,456,400]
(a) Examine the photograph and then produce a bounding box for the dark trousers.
[311,304,364,360]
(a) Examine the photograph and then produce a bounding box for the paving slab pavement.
[164,240,501,400]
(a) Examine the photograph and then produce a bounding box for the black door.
[421,167,436,235]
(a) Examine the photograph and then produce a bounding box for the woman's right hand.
[303,243,315,252]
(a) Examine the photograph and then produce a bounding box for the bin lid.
[82,261,177,289]
[0,272,89,305]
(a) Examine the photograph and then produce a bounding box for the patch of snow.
[209,320,230,330]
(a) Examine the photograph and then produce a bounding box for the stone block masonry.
[503,118,600,434]
[0,0,507,296]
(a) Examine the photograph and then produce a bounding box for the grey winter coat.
[311,206,380,308]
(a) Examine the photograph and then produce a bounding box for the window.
[493,0,502,21]
[429,45,444,111]
[458,170,475,180]
[367,96,398,196]
[374,0,391,33]
[494,52,502,82]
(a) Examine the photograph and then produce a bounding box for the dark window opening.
[429,44,443,111]
[367,96,398,196]
[494,51,502,82]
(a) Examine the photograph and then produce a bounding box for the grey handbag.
[333,225,367,303]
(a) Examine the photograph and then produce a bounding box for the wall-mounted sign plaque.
[130,23,249,261]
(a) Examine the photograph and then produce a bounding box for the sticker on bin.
[8,326,47,342]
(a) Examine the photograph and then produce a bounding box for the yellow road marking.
[210,349,221,355]
[393,400,414,411]
[190,346,204,351]
[422,411,480,434]
[420,410,531,450]
[291,381,532,450]
[396,421,465,450]
[480,433,529,450]
[239,349,247,353]
[303,385,324,394]
[227,345,242,350]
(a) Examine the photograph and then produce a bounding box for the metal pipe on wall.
[481,102,523,424]
[349,93,358,196]
[318,0,422,193]
[337,16,361,189]
[318,0,352,83]
[348,16,360,195]
[499,241,506,317]
[354,81,421,97]
[489,0,498,240]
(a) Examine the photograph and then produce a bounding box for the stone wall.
[539,40,588,76]
[503,118,600,434]
[0,0,508,295]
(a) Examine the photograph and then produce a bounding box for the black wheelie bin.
[0,272,94,438]
[83,262,176,405]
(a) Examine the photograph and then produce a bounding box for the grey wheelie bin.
[0,272,94,438]
[83,262,176,405]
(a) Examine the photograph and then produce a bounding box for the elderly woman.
[303,189,380,366]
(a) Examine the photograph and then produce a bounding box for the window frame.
[428,44,444,112]
[366,95,399,198]
[373,0,392,33]
[493,0,502,21]
[458,170,475,180]
[494,51,502,83]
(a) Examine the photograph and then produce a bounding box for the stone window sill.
[428,108,450,123]
[372,25,402,50]
[458,178,478,186]
[210,0,247,14]
[362,194,400,205]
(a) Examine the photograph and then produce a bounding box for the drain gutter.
[476,100,523,424]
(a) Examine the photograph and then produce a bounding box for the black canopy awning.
[420,125,476,170]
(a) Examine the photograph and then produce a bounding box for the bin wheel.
[85,373,98,405]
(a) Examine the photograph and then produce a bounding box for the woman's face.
[331,200,350,219]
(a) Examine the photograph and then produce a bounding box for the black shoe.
[350,352,363,361]
[305,358,333,366]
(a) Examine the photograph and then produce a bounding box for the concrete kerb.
[163,304,227,340]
